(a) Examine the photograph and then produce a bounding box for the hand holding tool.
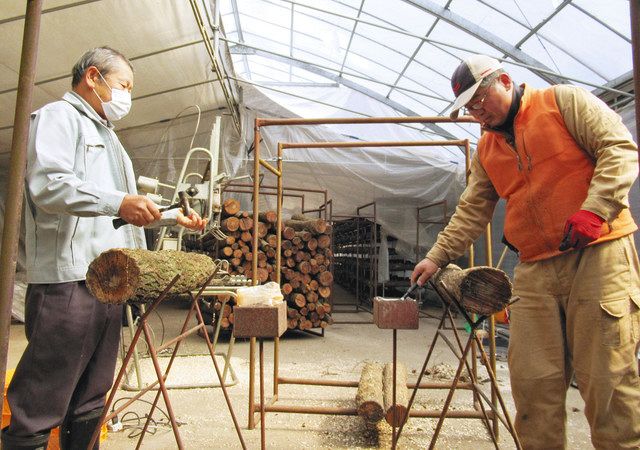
[558,210,605,251]
[113,190,192,229]
[400,283,420,301]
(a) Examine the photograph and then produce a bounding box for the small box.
[373,297,419,330]
[233,301,287,338]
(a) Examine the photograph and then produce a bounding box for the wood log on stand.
[435,264,512,315]
[86,249,215,304]
[356,362,385,423]
[382,362,409,427]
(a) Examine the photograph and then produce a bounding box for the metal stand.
[394,280,522,449]
[88,272,247,450]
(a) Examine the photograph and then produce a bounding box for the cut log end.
[86,249,140,303]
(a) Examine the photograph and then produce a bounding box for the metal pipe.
[429,335,476,448]
[282,139,467,149]
[260,404,359,415]
[256,116,478,127]
[188,0,241,134]
[473,332,523,449]
[277,377,359,387]
[259,158,281,176]
[409,409,492,419]
[0,0,43,413]
[225,182,328,195]
[392,329,398,449]
[140,321,184,449]
[276,144,283,285]
[259,339,266,450]
[484,222,499,439]
[249,120,259,429]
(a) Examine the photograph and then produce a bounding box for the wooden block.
[233,301,287,338]
[373,297,419,330]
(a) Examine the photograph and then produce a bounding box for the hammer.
[112,190,193,229]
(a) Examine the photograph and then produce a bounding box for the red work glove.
[558,210,605,251]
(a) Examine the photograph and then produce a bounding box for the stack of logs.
[199,198,334,332]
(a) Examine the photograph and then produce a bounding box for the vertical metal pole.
[213,0,221,57]
[631,1,640,147]
[252,122,260,285]
[248,120,261,429]
[276,144,283,284]
[391,329,398,449]
[0,0,43,414]
[484,223,498,439]
[259,339,266,450]
[274,143,283,398]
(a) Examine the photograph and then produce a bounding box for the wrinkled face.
[92,61,134,102]
[465,74,513,128]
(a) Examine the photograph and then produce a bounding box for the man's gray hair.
[71,47,133,87]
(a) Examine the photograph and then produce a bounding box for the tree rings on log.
[435,264,512,315]
[382,362,409,427]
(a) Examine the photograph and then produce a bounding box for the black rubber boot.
[59,409,103,450]
[1,427,49,450]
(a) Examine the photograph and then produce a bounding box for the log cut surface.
[383,362,409,427]
[86,248,215,304]
[435,264,512,316]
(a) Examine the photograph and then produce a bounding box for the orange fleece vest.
[478,85,636,262]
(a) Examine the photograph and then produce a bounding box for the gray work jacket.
[25,91,150,283]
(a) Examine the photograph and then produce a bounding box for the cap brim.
[449,79,483,119]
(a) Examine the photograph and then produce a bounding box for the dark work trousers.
[7,281,122,436]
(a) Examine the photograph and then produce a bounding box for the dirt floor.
[6,285,594,449]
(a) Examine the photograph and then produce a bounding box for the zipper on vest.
[521,131,533,171]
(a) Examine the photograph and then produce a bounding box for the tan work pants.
[509,235,640,449]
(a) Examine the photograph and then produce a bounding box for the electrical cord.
[111,397,186,439]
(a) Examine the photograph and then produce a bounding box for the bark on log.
[285,218,327,234]
[383,362,409,427]
[356,362,385,423]
[259,210,277,223]
[86,249,215,304]
[435,264,512,315]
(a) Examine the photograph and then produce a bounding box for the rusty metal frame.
[89,270,247,450]
[223,182,330,221]
[247,115,504,443]
[0,0,43,410]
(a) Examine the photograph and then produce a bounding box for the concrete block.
[373,297,419,330]
[233,301,287,338]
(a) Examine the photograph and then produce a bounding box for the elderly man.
[412,54,640,449]
[2,47,206,450]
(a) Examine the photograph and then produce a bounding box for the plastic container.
[236,282,284,307]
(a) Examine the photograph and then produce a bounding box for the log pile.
[200,201,334,332]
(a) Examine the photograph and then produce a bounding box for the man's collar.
[63,91,113,129]
[482,83,524,135]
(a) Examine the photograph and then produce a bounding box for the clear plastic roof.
[220,0,635,142]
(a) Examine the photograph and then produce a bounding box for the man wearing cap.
[411,54,640,448]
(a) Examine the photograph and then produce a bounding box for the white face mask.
[92,71,132,122]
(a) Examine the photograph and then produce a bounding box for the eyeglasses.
[466,88,489,111]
